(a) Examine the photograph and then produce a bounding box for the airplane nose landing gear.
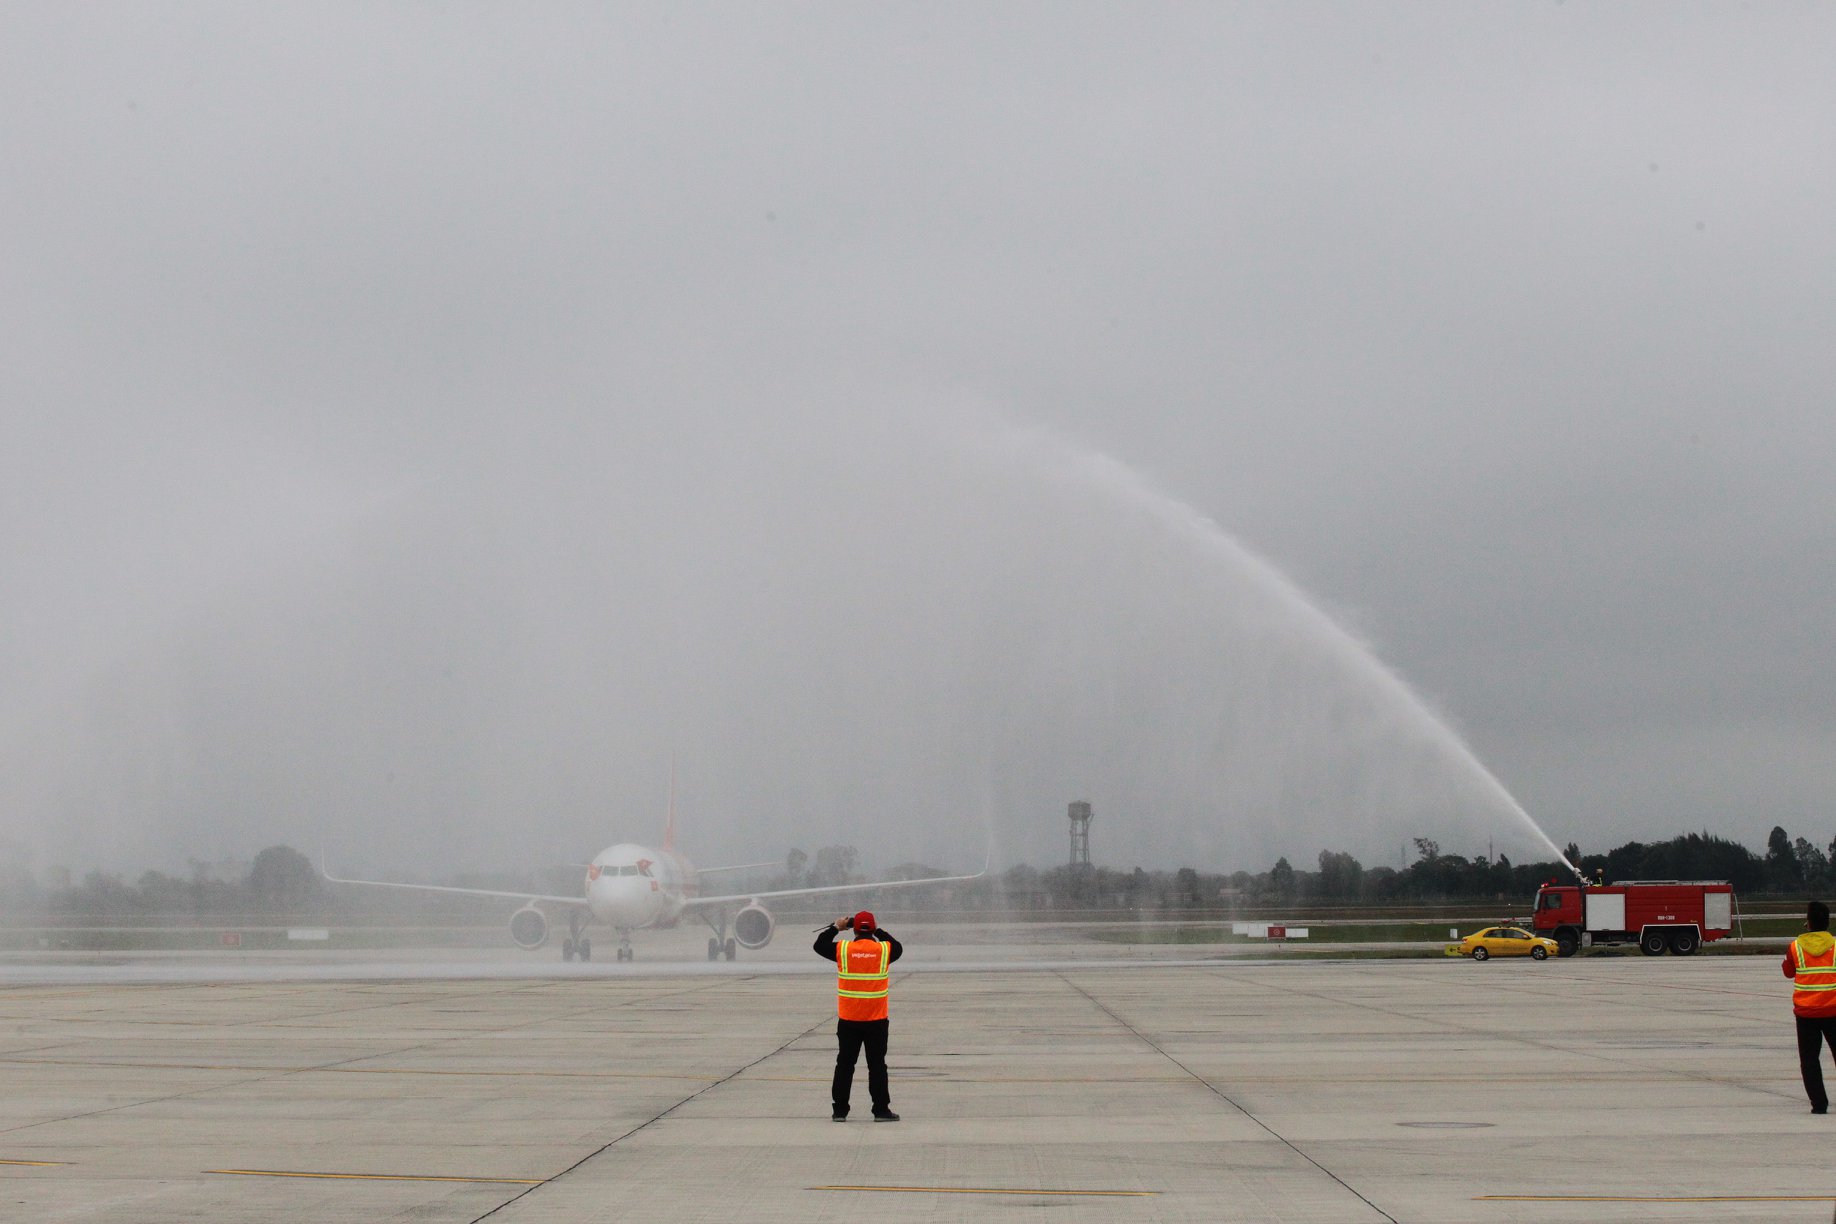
[616,930,634,962]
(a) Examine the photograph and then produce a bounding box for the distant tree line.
[2,846,331,921]
[794,827,1836,910]
[7,825,1834,921]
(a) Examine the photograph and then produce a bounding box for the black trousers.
[1797,1014,1836,1107]
[833,1018,890,1114]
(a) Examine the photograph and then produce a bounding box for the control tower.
[1068,801,1093,870]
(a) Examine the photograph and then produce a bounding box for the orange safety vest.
[1792,936,1836,1018]
[836,938,892,1021]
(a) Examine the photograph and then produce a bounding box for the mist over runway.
[0,919,1359,988]
[2,405,1577,880]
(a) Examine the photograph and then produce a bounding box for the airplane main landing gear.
[702,912,739,961]
[562,913,592,962]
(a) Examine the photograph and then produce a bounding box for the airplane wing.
[322,863,588,909]
[685,865,987,910]
[695,860,781,876]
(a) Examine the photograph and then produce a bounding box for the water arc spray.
[982,421,1581,879]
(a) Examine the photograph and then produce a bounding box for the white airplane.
[323,802,984,963]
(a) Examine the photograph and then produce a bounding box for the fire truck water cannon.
[1531,879,1735,957]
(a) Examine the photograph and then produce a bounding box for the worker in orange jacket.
[1783,900,1836,1114]
[813,910,902,1122]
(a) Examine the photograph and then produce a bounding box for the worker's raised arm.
[812,923,842,962]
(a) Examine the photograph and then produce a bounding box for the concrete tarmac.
[0,934,1827,1223]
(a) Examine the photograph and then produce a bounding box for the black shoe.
[872,1109,901,1122]
[832,1109,847,1122]
[1814,1104,1828,1115]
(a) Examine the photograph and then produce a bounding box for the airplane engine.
[509,904,549,950]
[733,903,775,950]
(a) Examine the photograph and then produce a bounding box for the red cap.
[852,910,876,933]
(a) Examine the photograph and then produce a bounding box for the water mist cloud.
[4,398,1565,877]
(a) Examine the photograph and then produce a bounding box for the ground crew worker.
[813,910,901,1121]
[1783,900,1836,1114]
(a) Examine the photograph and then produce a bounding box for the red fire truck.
[1531,880,1735,957]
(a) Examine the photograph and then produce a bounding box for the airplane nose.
[596,876,653,918]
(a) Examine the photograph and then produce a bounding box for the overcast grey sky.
[3,3,1832,877]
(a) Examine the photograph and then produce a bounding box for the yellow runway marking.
[0,1056,1704,1088]
[209,1169,541,1185]
[0,1056,716,1082]
[8,1055,1701,1089]
[812,1184,1158,1197]
[334,1066,711,1082]
[1479,1195,1836,1203]
[0,1055,1187,1085]
[752,1074,1188,1084]
[0,1159,70,1167]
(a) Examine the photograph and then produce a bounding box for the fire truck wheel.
[1471,946,1489,961]
[1639,930,1669,956]
[1555,930,1579,957]
[1668,930,1699,956]
[1531,946,1548,960]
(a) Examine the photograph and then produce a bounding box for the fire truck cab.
[1532,880,1734,958]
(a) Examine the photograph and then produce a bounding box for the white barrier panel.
[287,929,330,941]
[1230,923,1309,939]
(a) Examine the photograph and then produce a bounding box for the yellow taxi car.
[1448,926,1560,961]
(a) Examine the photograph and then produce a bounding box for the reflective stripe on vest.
[837,938,891,1020]
[1794,939,1836,1016]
